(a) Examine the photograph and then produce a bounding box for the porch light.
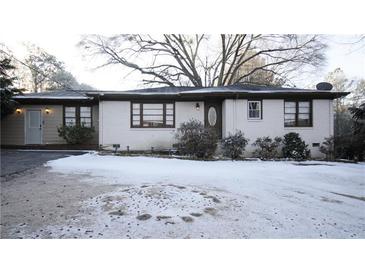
[195,102,200,110]
[15,108,22,114]
[45,107,50,114]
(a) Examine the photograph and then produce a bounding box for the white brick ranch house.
[0,84,348,158]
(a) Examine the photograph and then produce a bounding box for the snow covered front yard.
[2,153,364,239]
[42,153,365,238]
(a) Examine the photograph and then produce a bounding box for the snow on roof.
[14,90,92,100]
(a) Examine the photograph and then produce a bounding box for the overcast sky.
[1,34,364,90]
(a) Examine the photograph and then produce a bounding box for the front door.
[25,110,42,144]
[204,101,222,138]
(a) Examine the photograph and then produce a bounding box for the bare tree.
[232,50,287,86]
[25,44,65,92]
[350,80,365,107]
[79,34,326,87]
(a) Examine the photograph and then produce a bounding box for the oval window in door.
[208,106,217,126]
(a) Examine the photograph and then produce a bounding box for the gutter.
[90,91,350,101]
[13,96,92,100]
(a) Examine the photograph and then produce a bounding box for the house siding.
[222,99,334,158]
[1,111,25,145]
[99,100,204,150]
[1,104,99,145]
[42,105,66,144]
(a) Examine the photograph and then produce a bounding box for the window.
[248,101,262,119]
[208,106,217,126]
[131,102,175,128]
[80,107,92,127]
[64,107,77,126]
[284,100,312,127]
[64,106,92,127]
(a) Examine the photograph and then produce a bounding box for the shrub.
[252,136,282,160]
[58,125,95,145]
[319,136,335,161]
[221,131,249,159]
[282,132,310,160]
[174,119,218,159]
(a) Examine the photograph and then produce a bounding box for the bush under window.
[58,124,95,145]
[221,131,249,160]
[252,136,282,160]
[174,119,218,159]
[282,132,310,160]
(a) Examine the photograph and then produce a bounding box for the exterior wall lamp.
[15,108,22,114]
[45,107,50,114]
[195,102,200,110]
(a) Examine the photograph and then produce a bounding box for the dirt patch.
[330,192,365,202]
[321,197,343,204]
[136,214,152,221]
[205,195,221,203]
[156,215,172,221]
[292,163,334,166]
[168,184,186,189]
[109,210,125,216]
[165,221,175,225]
[190,213,203,217]
[181,216,194,223]
[204,207,218,215]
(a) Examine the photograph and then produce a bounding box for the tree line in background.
[325,68,365,161]
[1,43,95,119]
[0,58,23,118]
[0,43,94,92]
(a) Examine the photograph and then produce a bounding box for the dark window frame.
[284,100,313,127]
[130,101,175,128]
[63,105,93,127]
[248,99,263,120]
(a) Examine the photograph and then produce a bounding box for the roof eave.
[96,91,350,100]
[13,91,350,102]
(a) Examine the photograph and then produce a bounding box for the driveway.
[0,149,85,177]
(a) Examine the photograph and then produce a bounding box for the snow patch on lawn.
[44,153,365,238]
[46,153,364,194]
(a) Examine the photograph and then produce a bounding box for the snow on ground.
[43,153,365,238]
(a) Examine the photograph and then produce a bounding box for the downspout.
[99,94,103,148]
[233,97,236,131]
[234,92,239,132]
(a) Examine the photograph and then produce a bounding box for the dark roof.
[86,84,319,95]
[14,90,91,99]
[14,84,349,101]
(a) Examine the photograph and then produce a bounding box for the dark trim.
[15,99,97,105]
[284,100,313,127]
[1,144,98,150]
[63,105,93,127]
[247,99,263,120]
[130,101,175,128]
[96,91,349,101]
[14,91,349,105]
